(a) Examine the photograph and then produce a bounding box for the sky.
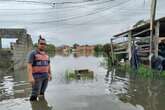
[0,0,165,47]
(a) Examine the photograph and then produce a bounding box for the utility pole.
[0,37,1,49]
[149,0,157,68]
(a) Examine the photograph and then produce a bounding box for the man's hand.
[48,64,52,81]
[29,77,35,85]
[27,64,35,84]
[48,74,52,81]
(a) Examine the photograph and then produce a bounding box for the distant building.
[73,45,95,57]
[56,45,70,53]
[75,45,95,52]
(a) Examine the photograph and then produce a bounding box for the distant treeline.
[33,43,113,56]
[33,43,56,53]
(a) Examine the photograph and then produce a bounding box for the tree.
[94,44,103,52]
[73,43,80,49]
[45,44,56,52]
[33,43,56,53]
[103,43,111,56]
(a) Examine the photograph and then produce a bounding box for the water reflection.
[1,76,14,96]
[55,51,70,57]
[104,64,165,110]
[0,66,31,101]
[73,51,94,58]
[105,68,129,95]
[51,51,95,58]
[47,52,56,58]
[30,97,53,110]
[101,55,165,110]
[1,52,165,110]
[118,78,165,110]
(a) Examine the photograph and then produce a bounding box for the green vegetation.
[65,70,76,80]
[101,56,113,70]
[102,43,111,56]
[33,43,56,53]
[102,54,165,78]
[98,43,162,78]
[94,44,103,52]
[65,69,94,81]
[94,43,112,57]
[116,63,165,78]
[73,43,80,49]
[136,65,154,77]
[45,44,56,52]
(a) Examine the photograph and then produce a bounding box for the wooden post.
[110,38,114,65]
[128,31,132,62]
[149,0,157,68]
[0,37,2,49]
[154,21,160,57]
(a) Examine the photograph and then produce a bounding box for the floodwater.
[0,53,165,110]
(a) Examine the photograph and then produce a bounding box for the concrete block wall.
[0,50,13,68]
[12,34,33,70]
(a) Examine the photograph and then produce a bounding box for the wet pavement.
[0,54,165,110]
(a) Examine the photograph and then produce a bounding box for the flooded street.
[0,0,165,110]
[0,54,165,110]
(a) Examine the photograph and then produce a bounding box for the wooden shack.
[111,17,165,64]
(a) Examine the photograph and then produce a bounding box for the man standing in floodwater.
[27,36,52,101]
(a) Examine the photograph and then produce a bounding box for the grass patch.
[137,65,154,78]
[117,63,165,78]
[65,69,94,81]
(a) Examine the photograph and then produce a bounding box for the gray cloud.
[0,0,165,46]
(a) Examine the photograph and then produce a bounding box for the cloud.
[0,0,164,46]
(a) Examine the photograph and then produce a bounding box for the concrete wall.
[12,33,33,70]
[0,29,33,70]
[0,49,13,68]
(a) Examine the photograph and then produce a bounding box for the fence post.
[128,31,132,63]
[110,38,114,65]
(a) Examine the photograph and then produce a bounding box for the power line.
[16,0,112,5]
[0,0,114,15]
[1,0,157,26]
[51,0,113,9]
[2,6,163,25]
[33,0,132,24]
[0,0,133,24]
[48,0,165,25]
[0,0,113,10]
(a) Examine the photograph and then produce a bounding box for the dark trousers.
[31,77,48,97]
